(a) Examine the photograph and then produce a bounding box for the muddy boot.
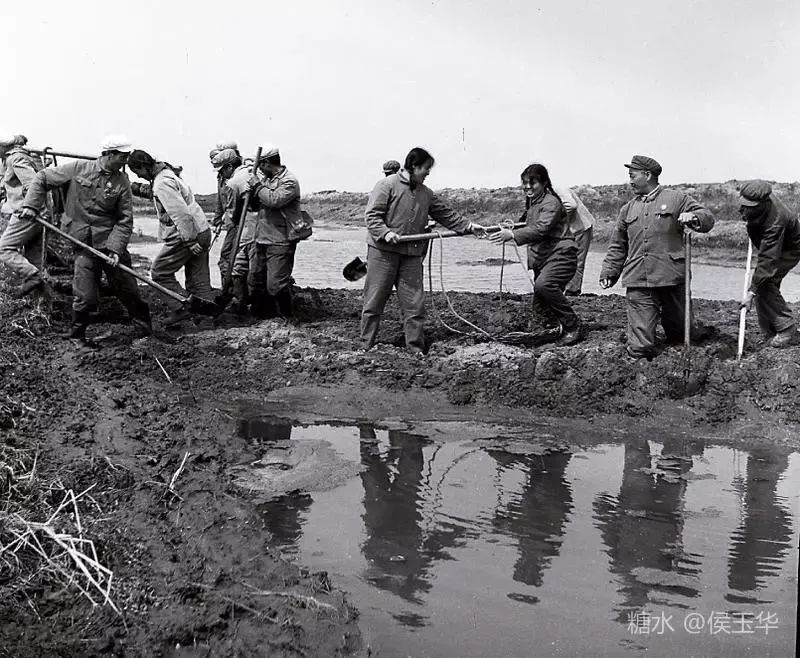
[251,292,277,319]
[560,321,583,346]
[275,288,293,318]
[770,326,798,348]
[132,315,153,339]
[162,308,190,328]
[67,310,95,348]
[230,276,249,315]
[13,273,45,298]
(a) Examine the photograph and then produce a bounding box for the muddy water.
[129,222,800,302]
[235,418,799,657]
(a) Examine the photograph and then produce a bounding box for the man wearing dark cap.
[739,180,800,347]
[382,160,401,177]
[600,155,714,359]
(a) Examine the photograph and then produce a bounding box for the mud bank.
[1,284,799,656]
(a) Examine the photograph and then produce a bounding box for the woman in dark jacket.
[490,163,581,344]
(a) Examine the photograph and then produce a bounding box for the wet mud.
[1,280,799,656]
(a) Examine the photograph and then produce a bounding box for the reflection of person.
[738,181,800,347]
[490,164,582,344]
[600,155,714,359]
[593,438,699,620]
[490,450,573,587]
[359,429,465,605]
[727,447,793,593]
[256,491,313,548]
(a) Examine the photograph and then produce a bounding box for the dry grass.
[0,447,120,616]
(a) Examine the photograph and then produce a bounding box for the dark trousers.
[218,226,237,281]
[151,229,213,311]
[360,246,425,353]
[754,262,798,335]
[532,242,579,330]
[626,285,688,357]
[248,243,296,297]
[565,227,592,294]
[73,249,150,322]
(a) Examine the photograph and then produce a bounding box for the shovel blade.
[343,257,368,282]
[187,294,224,317]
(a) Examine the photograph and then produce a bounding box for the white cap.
[100,134,133,153]
[258,143,279,160]
[216,140,238,151]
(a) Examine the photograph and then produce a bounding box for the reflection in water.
[490,450,573,588]
[242,419,799,656]
[359,427,468,607]
[593,438,703,619]
[727,447,794,597]
[237,419,313,548]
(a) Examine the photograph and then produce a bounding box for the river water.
[129,221,800,302]
[235,417,799,658]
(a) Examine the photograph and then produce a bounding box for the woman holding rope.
[361,147,486,353]
[489,163,582,345]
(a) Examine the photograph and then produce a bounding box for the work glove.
[740,290,755,311]
[488,228,515,245]
[187,241,204,256]
[678,212,701,230]
[383,231,400,244]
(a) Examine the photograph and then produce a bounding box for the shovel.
[32,216,221,316]
[737,240,754,362]
[342,221,527,281]
[215,146,262,310]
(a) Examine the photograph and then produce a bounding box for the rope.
[425,224,536,340]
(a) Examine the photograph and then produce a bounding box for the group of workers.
[0,134,797,358]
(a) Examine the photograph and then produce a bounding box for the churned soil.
[1,279,798,657]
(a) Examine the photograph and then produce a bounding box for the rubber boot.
[132,305,154,336]
[230,276,249,315]
[67,310,94,347]
[251,292,277,319]
[275,288,293,318]
[14,272,45,298]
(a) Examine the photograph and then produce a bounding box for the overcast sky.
[4,0,798,194]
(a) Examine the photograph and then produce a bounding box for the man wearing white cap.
[20,135,151,343]
[245,144,305,317]
[0,134,47,296]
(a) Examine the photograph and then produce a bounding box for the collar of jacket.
[528,189,548,205]
[7,146,29,156]
[267,165,287,182]
[638,185,662,201]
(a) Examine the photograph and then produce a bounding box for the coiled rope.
[426,223,535,340]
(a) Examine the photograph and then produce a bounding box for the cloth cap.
[216,140,238,151]
[258,143,280,160]
[624,155,662,176]
[382,159,401,173]
[100,134,133,153]
[739,180,772,207]
[0,134,26,147]
[211,148,241,169]
[209,148,221,161]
